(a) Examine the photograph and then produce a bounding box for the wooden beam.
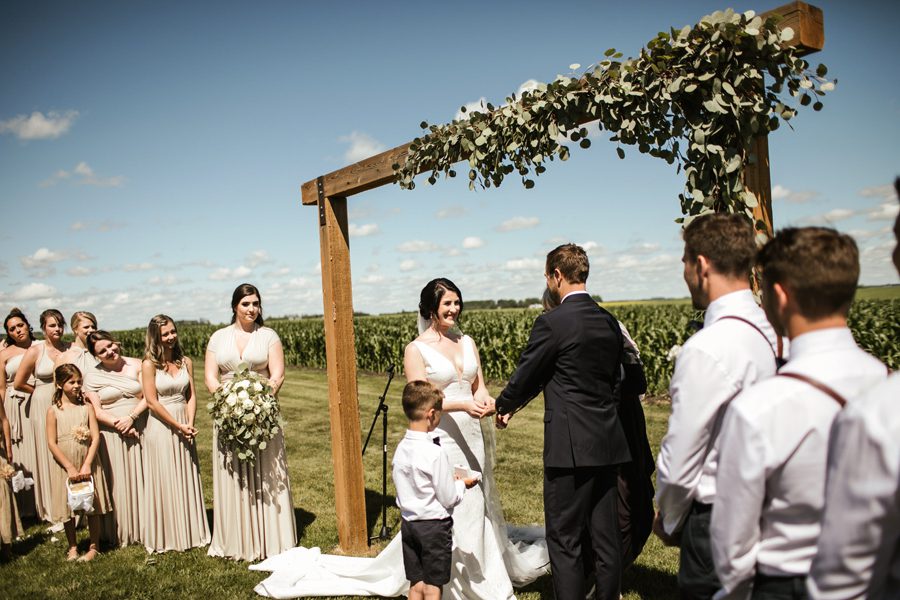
[760,1,824,57]
[317,192,368,553]
[745,134,775,239]
[300,2,824,206]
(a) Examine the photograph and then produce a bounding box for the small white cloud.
[517,79,541,96]
[67,266,93,277]
[497,216,540,232]
[397,240,438,253]
[21,247,66,269]
[339,131,386,163]
[822,208,855,222]
[628,242,661,255]
[867,202,899,222]
[12,282,57,301]
[246,250,271,268]
[0,110,79,140]
[399,259,418,272]
[70,221,88,231]
[581,241,601,253]
[41,161,125,188]
[771,184,815,204]
[858,184,896,200]
[360,274,385,284]
[436,206,466,219]
[462,236,484,249]
[147,275,183,286]
[122,262,155,272]
[209,266,252,281]
[504,257,543,271]
[349,223,380,237]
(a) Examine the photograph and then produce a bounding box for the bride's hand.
[479,397,496,418]
[463,399,487,419]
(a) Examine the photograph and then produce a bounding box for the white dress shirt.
[711,328,887,598]
[807,372,900,600]
[656,289,781,535]
[392,429,465,521]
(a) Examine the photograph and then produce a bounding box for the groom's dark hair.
[402,380,444,420]
[546,244,589,284]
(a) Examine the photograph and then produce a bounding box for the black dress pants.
[544,465,621,600]
[752,573,808,600]
[678,502,721,600]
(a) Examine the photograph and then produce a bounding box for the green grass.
[855,284,900,301]
[1,368,678,599]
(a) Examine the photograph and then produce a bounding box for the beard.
[545,283,561,307]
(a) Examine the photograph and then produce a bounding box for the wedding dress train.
[252,335,549,598]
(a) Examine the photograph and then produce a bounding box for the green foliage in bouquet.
[207,362,284,462]
[394,9,834,225]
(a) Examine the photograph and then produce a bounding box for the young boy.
[392,380,477,600]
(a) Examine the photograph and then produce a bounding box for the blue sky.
[2,0,898,330]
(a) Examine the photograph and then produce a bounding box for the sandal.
[77,545,99,562]
[66,547,79,561]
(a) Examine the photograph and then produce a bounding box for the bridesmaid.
[14,309,70,523]
[56,311,98,371]
[141,315,210,552]
[205,283,296,561]
[83,330,146,547]
[0,309,35,519]
[1,401,23,558]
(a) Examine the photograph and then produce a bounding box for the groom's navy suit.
[496,292,630,600]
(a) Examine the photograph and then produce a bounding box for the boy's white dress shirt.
[808,371,900,600]
[656,289,781,535]
[392,429,465,521]
[711,328,887,599]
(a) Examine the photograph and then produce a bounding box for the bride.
[252,278,548,599]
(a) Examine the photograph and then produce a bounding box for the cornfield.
[113,299,899,396]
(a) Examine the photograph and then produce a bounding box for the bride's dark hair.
[418,278,463,322]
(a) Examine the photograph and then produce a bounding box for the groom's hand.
[652,511,680,547]
[495,412,511,429]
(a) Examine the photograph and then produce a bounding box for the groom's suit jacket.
[496,293,631,468]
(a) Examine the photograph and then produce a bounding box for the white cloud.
[147,275,184,286]
[12,282,57,301]
[397,240,438,253]
[504,257,543,271]
[771,184,815,204]
[246,250,271,268]
[858,184,896,200]
[867,202,899,222]
[436,206,467,219]
[41,161,125,188]
[349,223,380,237]
[0,110,78,140]
[70,220,125,232]
[581,241,603,253]
[822,208,855,222]
[360,274,385,284]
[209,266,253,281]
[122,262,155,272]
[627,242,661,255]
[21,247,67,268]
[339,131,386,163]
[399,259,418,272]
[517,79,541,96]
[67,266,93,277]
[462,236,484,249]
[497,216,540,232]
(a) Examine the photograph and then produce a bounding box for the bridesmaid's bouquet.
[207,362,284,463]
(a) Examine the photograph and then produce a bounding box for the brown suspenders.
[718,315,785,364]
[777,372,848,407]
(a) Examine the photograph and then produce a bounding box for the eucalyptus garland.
[392,9,834,226]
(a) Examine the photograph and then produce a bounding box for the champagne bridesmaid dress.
[30,341,56,521]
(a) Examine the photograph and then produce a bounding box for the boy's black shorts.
[400,516,453,586]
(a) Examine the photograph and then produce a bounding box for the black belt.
[691,501,712,514]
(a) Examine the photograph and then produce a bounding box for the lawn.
[0,367,678,599]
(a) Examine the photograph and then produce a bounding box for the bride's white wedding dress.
[251,334,549,599]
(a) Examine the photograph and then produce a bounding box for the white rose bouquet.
[207,362,284,463]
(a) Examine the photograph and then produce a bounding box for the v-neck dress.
[4,350,36,518]
[142,364,210,552]
[30,341,57,522]
[206,325,296,562]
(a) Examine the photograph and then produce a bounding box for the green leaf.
[579,138,591,149]
[816,63,828,77]
[604,48,616,57]
[616,147,625,159]
[813,101,823,111]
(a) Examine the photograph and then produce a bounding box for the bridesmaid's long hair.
[144,314,184,370]
[53,363,84,408]
[4,307,35,344]
[39,308,66,332]
[230,283,265,327]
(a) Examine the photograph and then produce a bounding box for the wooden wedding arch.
[300,1,825,553]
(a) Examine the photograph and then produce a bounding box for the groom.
[496,243,630,600]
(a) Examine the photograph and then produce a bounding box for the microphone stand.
[362,363,395,542]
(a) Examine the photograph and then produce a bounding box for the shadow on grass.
[206,506,317,541]
[364,487,398,539]
[623,562,679,599]
[10,529,50,558]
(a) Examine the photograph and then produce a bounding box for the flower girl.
[46,364,111,561]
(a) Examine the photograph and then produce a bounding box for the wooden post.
[745,134,774,239]
[317,183,368,553]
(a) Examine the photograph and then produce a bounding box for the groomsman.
[496,243,631,600]
[807,184,900,599]
[654,213,781,600]
[711,227,888,599]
